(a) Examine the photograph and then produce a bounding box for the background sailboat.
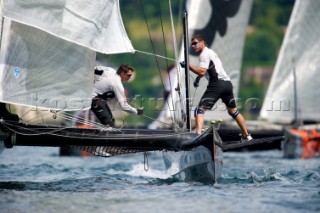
[259,0,320,158]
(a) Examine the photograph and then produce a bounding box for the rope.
[190,85,198,112]
[157,0,169,69]
[1,119,194,139]
[156,0,175,122]
[138,0,162,74]
[138,0,185,126]
[1,120,69,136]
[168,0,180,66]
[141,114,173,127]
[137,0,173,125]
[135,50,175,61]
[127,100,173,128]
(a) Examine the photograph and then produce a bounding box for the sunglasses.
[191,41,199,46]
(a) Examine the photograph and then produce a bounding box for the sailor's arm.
[189,64,207,77]
[113,84,138,115]
[189,50,211,77]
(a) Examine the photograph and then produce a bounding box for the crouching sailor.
[91,64,143,127]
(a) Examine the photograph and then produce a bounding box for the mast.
[183,11,191,131]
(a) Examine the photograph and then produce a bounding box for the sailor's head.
[191,34,207,53]
[117,64,135,82]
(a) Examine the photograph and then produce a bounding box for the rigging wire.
[1,119,196,139]
[128,100,173,128]
[168,0,187,130]
[141,114,173,127]
[157,0,169,70]
[136,0,186,129]
[138,0,163,79]
[138,0,177,128]
[156,0,175,123]
[134,50,175,61]
[190,87,198,114]
[158,0,175,122]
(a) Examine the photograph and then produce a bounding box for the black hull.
[0,120,284,183]
[0,121,284,153]
[218,122,284,151]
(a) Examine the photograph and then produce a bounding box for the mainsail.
[185,0,252,122]
[0,0,134,110]
[259,0,320,124]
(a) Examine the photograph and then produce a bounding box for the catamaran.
[0,0,283,183]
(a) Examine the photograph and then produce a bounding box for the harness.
[97,91,115,100]
[207,60,218,84]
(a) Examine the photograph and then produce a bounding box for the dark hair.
[192,34,207,46]
[117,64,134,75]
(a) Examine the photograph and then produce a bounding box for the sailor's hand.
[179,61,186,68]
[137,108,144,115]
[193,76,201,87]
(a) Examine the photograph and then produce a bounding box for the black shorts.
[198,80,236,110]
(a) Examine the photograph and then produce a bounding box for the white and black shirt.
[92,66,137,114]
[199,47,230,81]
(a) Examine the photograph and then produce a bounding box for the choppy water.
[0,146,319,213]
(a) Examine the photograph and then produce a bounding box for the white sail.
[259,0,320,124]
[0,0,134,110]
[186,0,253,122]
[2,0,134,54]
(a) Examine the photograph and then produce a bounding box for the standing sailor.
[182,34,252,142]
[91,64,143,127]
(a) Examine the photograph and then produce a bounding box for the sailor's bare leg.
[227,107,249,137]
[195,113,205,134]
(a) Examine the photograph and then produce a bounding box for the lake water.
[0,146,319,213]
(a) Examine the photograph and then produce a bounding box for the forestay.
[0,0,134,110]
[259,0,320,124]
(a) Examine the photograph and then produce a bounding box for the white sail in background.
[185,0,253,122]
[259,0,320,124]
[0,0,134,110]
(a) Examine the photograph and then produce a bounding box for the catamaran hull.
[0,120,284,183]
[0,120,223,183]
[175,145,223,184]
